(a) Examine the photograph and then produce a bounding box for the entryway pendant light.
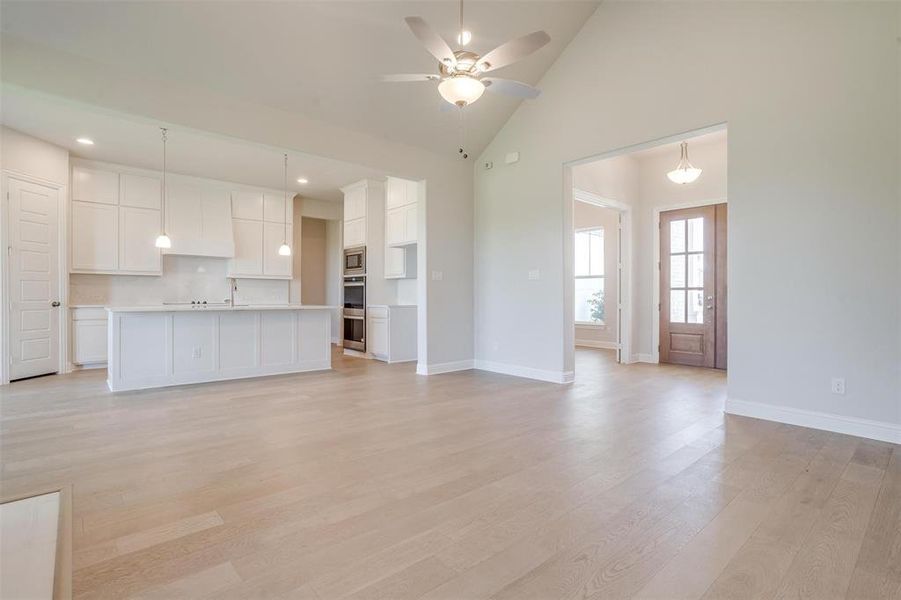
[278,153,292,257]
[667,141,702,184]
[154,127,172,249]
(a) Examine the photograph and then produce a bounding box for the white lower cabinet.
[366,305,416,363]
[72,307,108,366]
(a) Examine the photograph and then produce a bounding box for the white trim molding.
[575,340,618,350]
[416,359,474,376]
[725,397,901,445]
[474,359,574,384]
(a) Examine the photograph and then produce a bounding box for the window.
[575,227,604,324]
[669,217,704,324]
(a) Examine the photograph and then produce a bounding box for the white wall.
[475,2,900,430]
[573,201,618,347]
[325,218,342,341]
[0,126,69,185]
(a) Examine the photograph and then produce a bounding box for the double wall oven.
[343,247,366,351]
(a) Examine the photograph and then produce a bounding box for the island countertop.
[105,304,335,313]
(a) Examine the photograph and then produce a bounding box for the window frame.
[574,226,605,326]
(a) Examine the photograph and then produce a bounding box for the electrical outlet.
[831,377,845,395]
[192,346,202,359]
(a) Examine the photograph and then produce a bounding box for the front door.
[659,204,726,368]
[7,177,60,380]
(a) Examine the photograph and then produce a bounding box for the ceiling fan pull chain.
[458,107,468,159]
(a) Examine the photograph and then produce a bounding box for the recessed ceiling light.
[76,137,94,145]
[296,177,309,184]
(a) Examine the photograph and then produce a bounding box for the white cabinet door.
[403,203,418,243]
[385,247,406,278]
[263,192,291,224]
[74,320,108,364]
[344,186,366,221]
[71,201,119,271]
[120,173,160,209]
[343,217,365,248]
[368,316,388,359]
[73,167,119,205]
[232,190,264,220]
[385,177,407,209]
[385,206,405,246]
[263,221,293,278]
[119,207,161,273]
[230,219,264,276]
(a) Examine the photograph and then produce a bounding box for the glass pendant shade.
[438,75,485,107]
[667,141,702,184]
[278,242,292,256]
[155,233,172,249]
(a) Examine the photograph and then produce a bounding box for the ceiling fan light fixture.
[666,141,702,184]
[438,75,485,106]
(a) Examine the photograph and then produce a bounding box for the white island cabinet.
[106,305,332,391]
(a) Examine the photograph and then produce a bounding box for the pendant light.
[154,127,172,249]
[277,153,292,257]
[667,141,702,184]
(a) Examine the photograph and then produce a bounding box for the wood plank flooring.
[1,348,898,599]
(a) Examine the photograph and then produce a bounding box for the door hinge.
[657,303,661,311]
[658,344,661,352]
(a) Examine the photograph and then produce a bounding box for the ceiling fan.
[382,1,551,109]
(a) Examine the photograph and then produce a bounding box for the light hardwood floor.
[1,348,898,599]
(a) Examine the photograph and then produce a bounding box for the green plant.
[587,289,605,323]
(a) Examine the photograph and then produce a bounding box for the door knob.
[51,301,60,307]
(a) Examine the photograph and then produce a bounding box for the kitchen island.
[106,305,333,391]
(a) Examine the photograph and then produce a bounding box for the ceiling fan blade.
[476,30,551,72]
[404,17,457,67]
[482,77,541,99]
[381,74,440,82]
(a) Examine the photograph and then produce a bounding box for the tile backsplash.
[70,255,289,306]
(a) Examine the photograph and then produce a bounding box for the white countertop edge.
[105,304,336,313]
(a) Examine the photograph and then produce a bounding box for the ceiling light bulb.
[296,177,308,184]
[278,243,292,256]
[155,233,172,249]
[438,75,485,107]
[457,30,472,45]
[76,137,94,145]
[666,141,702,184]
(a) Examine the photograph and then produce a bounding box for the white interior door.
[8,178,60,380]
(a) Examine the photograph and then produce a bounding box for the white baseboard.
[416,359,474,376]
[725,397,901,445]
[575,340,618,350]
[628,353,657,364]
[474,359,574,384]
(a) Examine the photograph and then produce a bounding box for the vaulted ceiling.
[1,1,599,159]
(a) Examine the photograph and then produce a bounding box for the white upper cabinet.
[120,173,161,209]
[119,206,161,273]
[263,192,292,224]
[73,167,119,205]
[232,190,264,220]
[343,186,367,221]
[72,201,119,272]
[229,219,264,277]
[343,218,366,248]
[263,221,293,278]
[165,179,235,257]
[385,177,418,210]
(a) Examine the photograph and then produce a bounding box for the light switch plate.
[431,270,444,281]
[528,269,540,280]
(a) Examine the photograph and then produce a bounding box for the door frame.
[652,197,726,364]
[1,170,69,385]
[571,188,633,365]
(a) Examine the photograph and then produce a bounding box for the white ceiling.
[0,1,599,158]
[2,86,384,202]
